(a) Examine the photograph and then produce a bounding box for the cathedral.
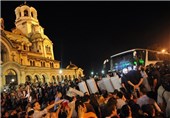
[0,3,84,89]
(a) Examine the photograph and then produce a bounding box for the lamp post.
[59,69,62,74]
[103,59,109,68]
[102,59,109,77]
[103,59,109,72]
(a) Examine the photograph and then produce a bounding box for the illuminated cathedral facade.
[0,4,84,89]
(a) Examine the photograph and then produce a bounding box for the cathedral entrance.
[5,69,18,85]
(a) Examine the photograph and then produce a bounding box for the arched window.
[46,45,51,53]
[31,12,34,17]
[42,75,46,83]
[69,75,71,80]
[19,12,21,17]
[65,75,68,80]
[33,61,35,66]
[1,43,8,63]
[50,62,54,68]
[61,75,64,81]
[26,75,32,82]
[24,45,26,50]
[57,75,60,82]
[46,45,48,52]
[41,62,45,67]
[34,75,39,82]
[52,76,56,83]
[24,10,28,16]
[30,61,33,66]
[73,75,76,79]
[41,62,43,67]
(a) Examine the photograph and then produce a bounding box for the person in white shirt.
[32,100,63,118]
[116,91,126,110]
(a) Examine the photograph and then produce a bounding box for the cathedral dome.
[66,62,78,70]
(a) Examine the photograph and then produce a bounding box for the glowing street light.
[101,70,105,74]
[162,49,166,53]
[59,69,62,74]
[91,71,94,75]
[11,79,15,82]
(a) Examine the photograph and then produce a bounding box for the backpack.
[161,74,170,92]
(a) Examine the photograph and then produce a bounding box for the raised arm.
[46,99,63,111]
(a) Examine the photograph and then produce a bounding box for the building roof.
[66,62,78,70]
[3,30,32,46]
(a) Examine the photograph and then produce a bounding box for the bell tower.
[14,3,44,38]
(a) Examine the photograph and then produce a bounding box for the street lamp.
[59,69,62,74]
[91,71,94,75]
[11,79,15,82]
[101,70,105,74]
[162,49,166,53]
[103,59,109,74]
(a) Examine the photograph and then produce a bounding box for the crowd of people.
[1,61,170,118]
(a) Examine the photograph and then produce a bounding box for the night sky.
[1,1,170,76]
